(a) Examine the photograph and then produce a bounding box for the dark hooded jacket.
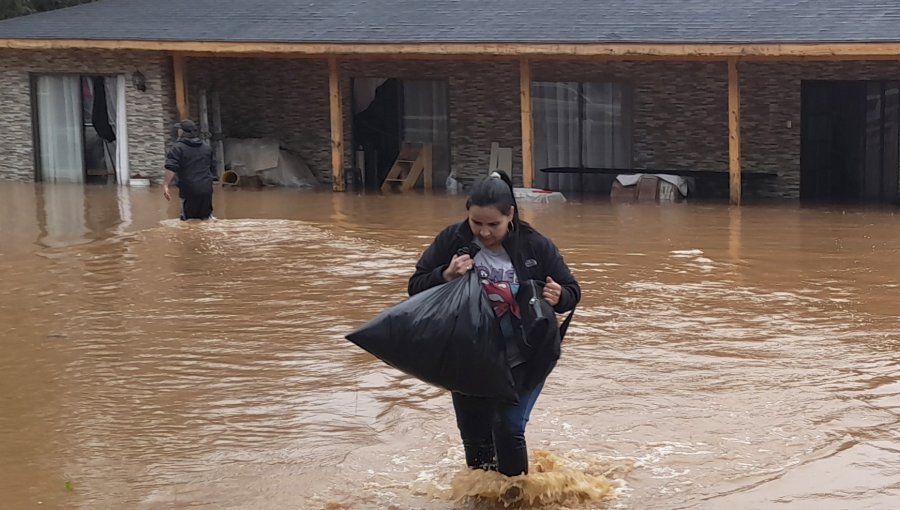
[164,137,215,197]
[409,220,580,390]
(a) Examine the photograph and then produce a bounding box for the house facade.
[3,1,900,204]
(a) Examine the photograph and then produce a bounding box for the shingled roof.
[2,0,900,45]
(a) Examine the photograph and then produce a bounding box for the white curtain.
[533,81,631,192]
[533,82,581,191]
[36,75,84,183]
[582,82,631,192]
[402,80,450,186]
[114,75,130,185]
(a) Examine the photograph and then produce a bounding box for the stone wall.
[185,58,739,192]
[4,50,900,200]
[186,58,521,185]
[740,60,900,198]
[0,49,175,182]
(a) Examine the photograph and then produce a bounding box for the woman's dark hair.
[466,170,531,232]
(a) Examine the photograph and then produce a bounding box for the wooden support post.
[520,58,534,188]
[173,54,189,121]
[329,57,345,192]
[211,90,226,178]
[728,58,742,205]
[198,88,209,138]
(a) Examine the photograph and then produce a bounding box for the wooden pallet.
[381,143,433,192]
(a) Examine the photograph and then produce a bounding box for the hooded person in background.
[163,120,217,220]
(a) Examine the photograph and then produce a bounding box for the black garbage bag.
[346,272,517,403]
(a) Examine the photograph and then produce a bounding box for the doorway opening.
[801,80,899,203]
[351,78,449,190]
[33,74,129,184]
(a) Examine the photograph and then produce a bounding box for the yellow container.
[221,170,239,186]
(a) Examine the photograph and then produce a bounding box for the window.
[532,81,632,192]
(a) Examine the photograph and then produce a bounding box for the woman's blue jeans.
[451,368,545,476]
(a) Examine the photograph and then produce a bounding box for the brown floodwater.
[1,182,898,510]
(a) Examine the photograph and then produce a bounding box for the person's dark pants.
[451,366,545,476]
[180,193,213,221]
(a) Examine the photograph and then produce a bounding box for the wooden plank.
[12,39,900,59]
[423,144,433,191]
[402,158,425,192]
[173,54,189,120]
[172,51,728,62]
[489,142,499,171]
[211,90,226,177]
[498,147,513,174]
[520,58,534,187]
[728,58,741,206]
[381,162,404,192]
[328,57,344,192]
[198,88,209,138]
[94,49,900,63]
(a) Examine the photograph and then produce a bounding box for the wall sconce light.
[131,70,147,91]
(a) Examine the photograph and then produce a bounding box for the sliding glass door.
[34,74,128,184]
[35,75,85,183]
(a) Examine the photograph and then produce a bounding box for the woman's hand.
[543,276,562,306]
[443,254,474,282]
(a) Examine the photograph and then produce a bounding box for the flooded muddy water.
[1,182,898,509]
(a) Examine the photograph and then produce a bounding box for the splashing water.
[451,450,620,508]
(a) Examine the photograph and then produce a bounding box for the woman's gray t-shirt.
[473,240,526,367]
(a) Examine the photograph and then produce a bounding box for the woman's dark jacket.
[408,220,580,391]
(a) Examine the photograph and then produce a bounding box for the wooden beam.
[157,50,733,62]
[198,88,209,136]
[728,58,741,206]
[11,38,900,59]
[172,54,188,120]
[520,58,534,188]
[210,90,226,178]
[328,57,345,192]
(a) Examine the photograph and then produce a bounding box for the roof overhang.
[3,38,900,60]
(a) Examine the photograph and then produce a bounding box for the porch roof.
[3,0,900,58]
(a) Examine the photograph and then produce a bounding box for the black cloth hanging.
[91,77,116,143]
